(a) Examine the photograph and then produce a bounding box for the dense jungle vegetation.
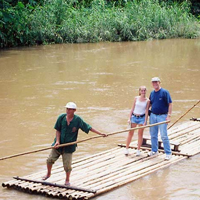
[0,0,200,48]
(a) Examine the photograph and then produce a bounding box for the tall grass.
[1,0,200,47]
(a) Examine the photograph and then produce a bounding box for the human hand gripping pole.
[0,121,169,161]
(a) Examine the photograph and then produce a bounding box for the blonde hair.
[139,86,147,96]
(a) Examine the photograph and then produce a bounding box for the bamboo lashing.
[168,99,200,130]
[0,120,169,161]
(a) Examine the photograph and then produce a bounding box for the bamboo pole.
[31,148,123,184]
[118,144,191,157]
[90,155,167,189]
[180,139,200,154]
[168,100,200,130]
[171,129,200,144]
[46,149,125,184]
[0,121,169,161]
[86,156,186,199]
[27,148,141,187]
[65,154,165,196]
[168,121,199,136]
[86,154,177,191]
[167,121,194,134]
[52,151,128,186]
[169,123,200,140]
[4,140,200,199]
[77,154,158,188]
[72,154,142,186]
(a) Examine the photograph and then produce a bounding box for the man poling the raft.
[43,102,107,185]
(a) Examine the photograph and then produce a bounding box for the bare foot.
[42,174,50,181]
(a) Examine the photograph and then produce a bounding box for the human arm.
[90,128,107,137]
[53,130,61,149]
[128,97,137,123]
[165,90,172,123]
[166,103,172,123]
[144,100,150,125]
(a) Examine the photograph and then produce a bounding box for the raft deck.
[2,121,200,199]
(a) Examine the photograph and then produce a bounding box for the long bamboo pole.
[168,100,200,130]
[0,121,169,161]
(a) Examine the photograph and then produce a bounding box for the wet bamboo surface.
[2,121,200,199]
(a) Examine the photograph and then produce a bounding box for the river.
[0,39,200,200]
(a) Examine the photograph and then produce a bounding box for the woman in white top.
[125,86,150,156]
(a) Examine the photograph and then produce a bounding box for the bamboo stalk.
[47,149,126,184]
[0,121,169,161]
[180,139,200,153]
[86,156,186,199]
[35,148,123,184]
[45,148,123,182]
[13,176,96,194]
[167,121,195,134]
[36,148,140,186]
[91,155,168,189]
[26,144,116,179]
[73,155,148,187]
[180,131,200,145]
[86,154,179,191]
[169,123,200,140]
[3,120,200,199]
[77,154,159,188]
[118,144,191,157]
[171,130,200,145]
[168,100,200,130]
[168,121,197,136]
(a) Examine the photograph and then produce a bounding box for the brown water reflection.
[0,39,200,200]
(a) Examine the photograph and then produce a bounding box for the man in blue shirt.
[148,77,172,160]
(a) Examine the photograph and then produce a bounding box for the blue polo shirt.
[150,88,172,114]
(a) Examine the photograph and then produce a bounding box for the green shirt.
[52,114,92,153]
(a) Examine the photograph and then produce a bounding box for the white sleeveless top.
[133,97,148,115]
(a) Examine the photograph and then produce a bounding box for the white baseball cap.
[151,77,161,82]
[65,102,77,109]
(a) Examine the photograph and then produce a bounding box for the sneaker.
[64,182,70,186]
[165,154,172,160]
[136,150,141,156]
[124,148,129,155]
[148,151,158,156]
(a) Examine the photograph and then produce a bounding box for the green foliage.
[0,0,200,48]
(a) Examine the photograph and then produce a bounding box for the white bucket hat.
[151,77,161,82]
[65,102,77,109]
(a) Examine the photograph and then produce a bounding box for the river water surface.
[0,39,200,200]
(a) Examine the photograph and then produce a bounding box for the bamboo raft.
[2,120,200,199]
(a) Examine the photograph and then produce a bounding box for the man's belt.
[152,112,168,115]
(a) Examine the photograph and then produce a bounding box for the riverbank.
[1,0,200,48]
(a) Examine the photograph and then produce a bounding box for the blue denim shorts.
[131,115,145,125]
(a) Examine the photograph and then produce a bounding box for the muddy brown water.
[0,39,200,200]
